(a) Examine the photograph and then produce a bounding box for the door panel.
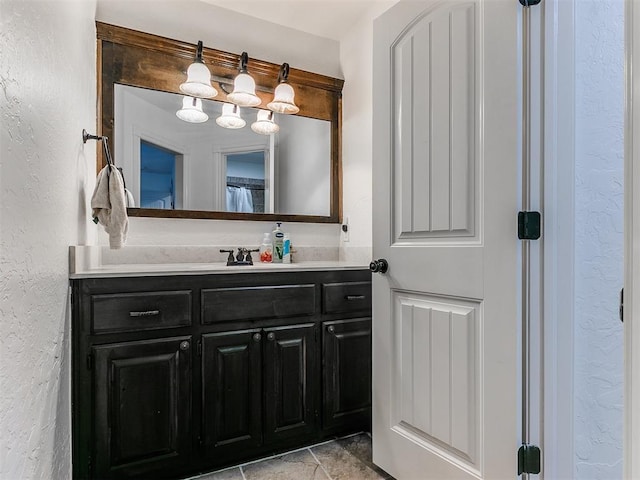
[393,293,479,470]
[202,330,262,455]
[394,2,477,241]
[263,323,317,443]
[373,0,519,478]
[93,336,192,479]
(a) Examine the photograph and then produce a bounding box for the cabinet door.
[263,323,318,444]
[93,336,192,479]
[323,318,372,432]
[202,330,262,457]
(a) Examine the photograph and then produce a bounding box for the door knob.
[369,258,388,274]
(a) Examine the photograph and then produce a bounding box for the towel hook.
[82,129,104,144]
[82,129,114,166]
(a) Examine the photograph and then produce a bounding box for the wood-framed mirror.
[97,22,344,223]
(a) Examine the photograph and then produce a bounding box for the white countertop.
[69,261,368,278]
[69,246,369,279]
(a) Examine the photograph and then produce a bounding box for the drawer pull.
[129,310,160,317]
[267,332,276,341]
[345,295,365,301]
[327,325,335,334]
[253,333,262,342]
[179,341,190,351]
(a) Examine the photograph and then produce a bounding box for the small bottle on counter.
[272,222,284,263]
[282,233,291,263]
[259,233,272,263]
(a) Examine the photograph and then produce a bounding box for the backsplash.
[100,245,340,265]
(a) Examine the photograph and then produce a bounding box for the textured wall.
[574,0,624,477]
[0,1,97,478]
[339,2,397,263]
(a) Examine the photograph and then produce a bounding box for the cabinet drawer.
[322,282,372,314]
[201,284,315,323]
[91,291,192,334]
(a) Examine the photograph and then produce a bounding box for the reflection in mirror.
[114,84,331,217]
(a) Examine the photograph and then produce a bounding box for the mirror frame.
[96,22,344,223]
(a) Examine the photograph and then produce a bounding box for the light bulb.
[267,82,299,114]
[180,62,217,98]
[227,73,261,107]
[176,96,209,123]
[251,110,279,135]
[216,103,246,129]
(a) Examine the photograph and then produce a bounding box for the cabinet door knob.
[253,333,262,342]
[179,341,190,351]
[267,332,276,341]
[327,325,335,334]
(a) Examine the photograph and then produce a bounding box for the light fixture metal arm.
[278,63,290,83]
[239,52,249,73]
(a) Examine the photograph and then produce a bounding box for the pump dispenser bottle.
[272,222,284,263]
[259,233,272,263]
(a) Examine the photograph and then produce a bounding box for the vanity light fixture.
[227,52,262,107]
[251,109,280,135]
[180,41,218,98]
[267,63,299,115]
[216,103,246,129]
[176,96,209,123]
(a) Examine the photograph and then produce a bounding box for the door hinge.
[518,444,541,475]
[620,288,624,323]
[197,339,202,356]
[86,353,93,370]
[518,211,541,240]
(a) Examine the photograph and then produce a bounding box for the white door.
[372,1,520,479]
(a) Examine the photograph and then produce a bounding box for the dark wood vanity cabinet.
[71,269,371,479]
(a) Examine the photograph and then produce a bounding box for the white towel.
[124,188,135,208]
[91,165,128,249]
[226,186,254,213]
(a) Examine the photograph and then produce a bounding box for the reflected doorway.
[139,140,184,209]
[225,151,267,213]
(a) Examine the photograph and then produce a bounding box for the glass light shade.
[267,82,299,114]
[227,73,261,107]
[180,62,218,98]
[216,103,246,129]
[251,109,280,135]
[176,96,209,123]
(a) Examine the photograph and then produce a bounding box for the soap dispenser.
[272,222,284,263]
[259,233,272,263]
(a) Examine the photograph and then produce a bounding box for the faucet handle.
[220,249,235,265]
[245,248,259,265]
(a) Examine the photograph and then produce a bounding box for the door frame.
[625,0,640,476]
[545,0,638,477]
[541,0,576,477]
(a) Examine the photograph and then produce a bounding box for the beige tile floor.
[187,433,394,480]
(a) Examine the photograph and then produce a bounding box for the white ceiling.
[198,0,394,41]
